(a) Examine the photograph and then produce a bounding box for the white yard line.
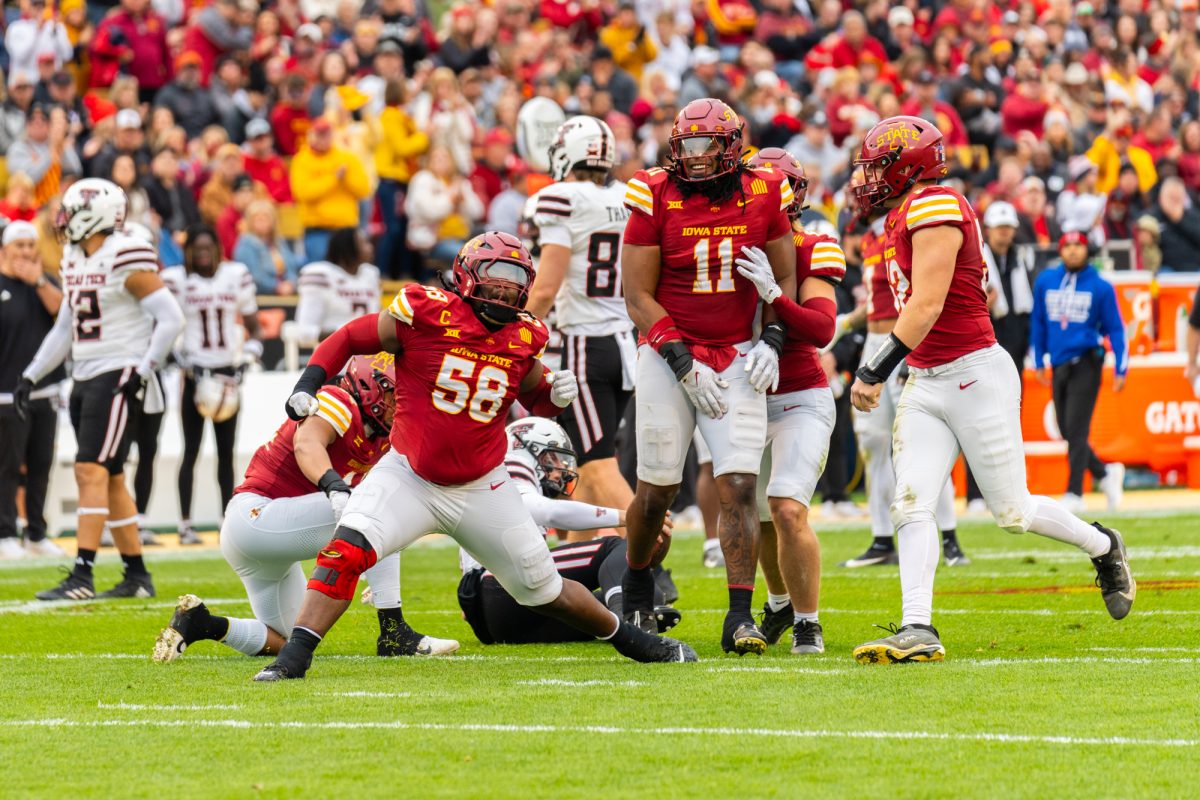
[97,702,242,711]
[2,717,1195,748]
[321,691,412,698]
[518,679,646,687]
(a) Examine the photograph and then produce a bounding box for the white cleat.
[0,538,27,560]
[1060,493,1085,514]
[24,538,66,558]
[416,635,460,656]
[1100,463,1125,511]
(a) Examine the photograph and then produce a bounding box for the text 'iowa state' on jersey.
[622,166,793,347]
[385,284,549,485]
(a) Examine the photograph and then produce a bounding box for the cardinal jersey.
[236,385,389,499]
[776,231,846,394]
[622,166,793,352]
[884,186,995,368]
[162,261,258,369]
[59,231,160,381]
[295,260,381,338]
[531,180,634,337]
[862,216,897,322]
[385,284,550,485]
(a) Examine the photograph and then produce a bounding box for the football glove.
[680,362,729,419]
[734,245,781,304]
[12,377,34,422]
[549,369,578,408]
[744,340,780,393]
[113,370,147,403]
[287,391,320,420]
[317,469,352,523]
[328,491,350,523]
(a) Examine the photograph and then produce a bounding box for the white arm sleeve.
[137,287,185,376]
[520,491,622,532]
[22,299,74,383]
[293,280,328,343]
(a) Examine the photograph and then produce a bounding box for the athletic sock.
[897,520,940,627]
[703,538,721,554]
[728,585,753,618]
[871,536,894,551]
[286,626,323,656]
[794,610,819,624]
[767,592,791,612]
[120,553,148,576]
[941,528,959,546]
[201,613,231,642]
[1028,496,1111,558]
[221,617,268,655]
[362,552,402,608]
[73,549,96,578]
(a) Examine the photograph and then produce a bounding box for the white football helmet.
[516,96,566,174]
[193,371,241,422]
[547,115,616,182]
[57,178,127,244]
[506,416,578,498]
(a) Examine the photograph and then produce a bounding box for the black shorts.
[69,367,143,475]
[557,333,632,464]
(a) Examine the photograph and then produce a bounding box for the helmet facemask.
[531,442,578,498]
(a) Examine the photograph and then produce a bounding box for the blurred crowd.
[2,0,1200,293]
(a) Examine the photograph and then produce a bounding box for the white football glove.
[549,369,579,408]
[734,245,781,304]
[288,391,319,419]
[328,490,350,523]
[680,362,729,419]
[744,340,780,393]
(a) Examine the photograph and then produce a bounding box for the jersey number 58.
[433,354,508,423]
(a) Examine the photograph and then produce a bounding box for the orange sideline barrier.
[1110,272,1197,354]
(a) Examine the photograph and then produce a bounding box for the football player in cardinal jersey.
[456,418,680,645]
[253,232,697,681]
[153,353,458,662]
[525,116,637,542]
[621,98,796,654]
[16,179,184,601]
[162,224,264,545]
[848,117,1134,664]
[842,208,967,570]
[731,149,843,655]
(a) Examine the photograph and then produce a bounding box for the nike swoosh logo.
[737,198,755,207]
[959,380,978,390]
[782,405,802,412]
[490,481,505,490]
[508,342,521,349]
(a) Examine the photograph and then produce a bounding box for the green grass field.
[1,512,1198,798]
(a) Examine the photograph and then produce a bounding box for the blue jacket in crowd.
[1030,262,1128,376]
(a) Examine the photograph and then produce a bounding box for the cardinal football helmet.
[339,352,397,435]
[853,115,947,215]
[746,147,808,218]
[668,98,744,182]
[453,231,535,324]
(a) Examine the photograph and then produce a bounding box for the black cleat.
[653,567,679,605]
[1091,523,1135,620]
[35,568,95,601]
[178,525,203,546]
[376,613,459,657]
[721,614,767,656]
[613,628,698,663]
[621,568,658,634]
[943,537,971,566]
[153,594,209,662]
[840,541,898,568]
[758,601,794,645]
[97,571,155,599]
[253,643,312,681]
[654,606,682,633]
[791,619,825,654]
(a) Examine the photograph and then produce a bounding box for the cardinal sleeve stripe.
[906,199,961,215]
[387,291,415,325]
[316,397,352,435]
[627,179,651,196]
[624,192,653,215]
[907,210,964,227]
[908,193,959,209]
[907,203,963,224]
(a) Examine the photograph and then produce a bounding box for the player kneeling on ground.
[732,148,845,654]
[457,418,680,644]
[847,117,1134,664]
[154,354,457,661]
[254,232,696,681]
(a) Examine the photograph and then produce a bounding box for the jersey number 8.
[433,354,508,423]
[586,232,622,298]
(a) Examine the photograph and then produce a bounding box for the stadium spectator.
[678,46,728,108]
[308,52,351,119]
[1014,176,1061,248]
[1,72,37,155]
[374,78,428,281]
[1177,121,1200,195]
[829,10,887,70]
[241,119,292,204]
[88,108,151,180]
[1150,178,1200,273]
[951,44,1003,148]
[0,221,66,560]
[825,68,876,147]
[485,160,529,236]
[216,174,257,258]
[1057,157,1106,248]
[785,112,845,186]
[142,147,201,239]
[0,174,38,223]
[377,0,437,74]
[900,70,968,147]
[438,4,493,75]
[181,0,254,85]
[471,128,516,215]
[404,145,483,268]
[599,1,658,82]
[1103,48,1153,116]
[6,104,82,206]
[410,68,477,176]
[1000,74,1049,140]
[154,52,221,140]
[199,143,251,226]
[269,75,312,157]
[1131,108,1178,165]
[1135,215,1163,274]
[983,201,1036,376]
[235,200,301,295]
[89,0,171,100]
[110,153,153,227]
[290,118,370,262]
[5,0,74,78]
[1086,110,1157,195]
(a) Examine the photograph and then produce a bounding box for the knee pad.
[308,527,378,601]
[995,498,1036,535]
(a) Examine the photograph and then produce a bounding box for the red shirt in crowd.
[243,153,293,203]
[829,35,888,70]
[898,100,970,146]
[0,202,36,222]
[89,9,172,89]
[270,105,311,157]
[1130,132,1176,164]
[1000,93,1049,139]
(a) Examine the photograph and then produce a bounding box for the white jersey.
[294,261,381,339]
[531,180,634,337]
[59,232,160,381]
[162,261,258,369]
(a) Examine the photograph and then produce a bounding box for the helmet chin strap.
[472,298,518,329]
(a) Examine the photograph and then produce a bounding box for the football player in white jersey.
[456,418,679,644]
[16,178,185,600]
[525,116,636,540]
[292,228,381,343]
[163,224,264,545]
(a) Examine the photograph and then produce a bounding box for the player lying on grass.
[253,232,698,681]
[846,116,1134,665]
[456,417,680,644]
[153,353,458,662]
